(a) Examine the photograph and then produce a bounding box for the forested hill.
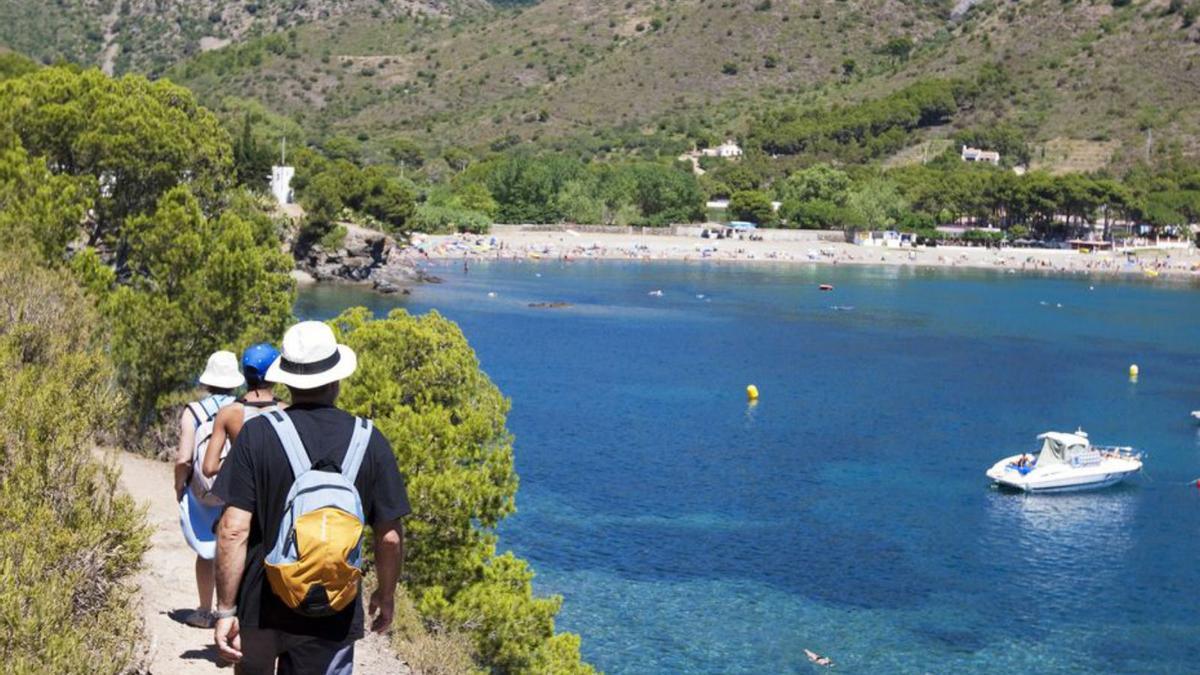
[6,0,1200,171]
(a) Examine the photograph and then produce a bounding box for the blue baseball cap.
[242,343,280,387]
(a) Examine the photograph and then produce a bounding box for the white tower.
[269,137,294,206]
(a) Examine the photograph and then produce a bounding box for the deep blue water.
[296,261,1200,674]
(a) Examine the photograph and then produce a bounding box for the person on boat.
[201,343,284,480]
[175,350,245,629]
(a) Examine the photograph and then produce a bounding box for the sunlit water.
[296,261,1200,674]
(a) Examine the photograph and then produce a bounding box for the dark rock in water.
[373,279,402,294]
[528,301,573,309]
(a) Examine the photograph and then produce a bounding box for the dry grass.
[1030,138,1121,175]
[388,587,479,675]
[883,139,955,168]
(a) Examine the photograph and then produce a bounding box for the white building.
[961,145,1000,165]
[702,139,744,159]
[270,165,294,206]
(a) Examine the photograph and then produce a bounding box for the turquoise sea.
[297,261,1200,674]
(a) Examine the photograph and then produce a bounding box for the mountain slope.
[0,0,486,75]
[5,0,1199,170]
[168,0,948,152]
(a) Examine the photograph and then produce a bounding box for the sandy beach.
[404,225,1200,281]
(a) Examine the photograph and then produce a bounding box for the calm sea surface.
[297,260,1200,674]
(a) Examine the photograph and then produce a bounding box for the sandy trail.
[113,450,407,674]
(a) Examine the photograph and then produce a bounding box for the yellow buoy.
[746,384,759,401]
[1129,364,1139,380]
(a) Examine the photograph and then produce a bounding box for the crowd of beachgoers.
[402,227,1200,280]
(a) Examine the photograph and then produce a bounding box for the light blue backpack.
[261,409,374,617]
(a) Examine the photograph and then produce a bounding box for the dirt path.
[114,450,408,674]
[99,2,121,75]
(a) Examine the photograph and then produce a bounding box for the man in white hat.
[211,321,410,675]
[175,350,245,628]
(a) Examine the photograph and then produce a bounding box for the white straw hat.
[265,321,357,390]
[198,350,246,389]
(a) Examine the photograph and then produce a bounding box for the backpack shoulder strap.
[341,417,373,481]
[262,409,312,478]
[186,402,205,428]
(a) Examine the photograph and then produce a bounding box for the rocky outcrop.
[293,223,434,292]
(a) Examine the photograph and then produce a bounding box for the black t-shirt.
[213,403,411,640]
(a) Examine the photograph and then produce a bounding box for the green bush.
[0,258,149,673]
[99,186,295,423]
[729,189,777,226]
[410,204,492,234]
[331,308,592,674]
[0,67,233,244]
[752,78,963,157]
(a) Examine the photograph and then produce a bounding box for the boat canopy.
[1036,431,1093,466]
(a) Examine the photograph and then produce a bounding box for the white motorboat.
[986,430,1142,493]
[1191,410,1200,422]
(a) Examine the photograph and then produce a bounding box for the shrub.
[100,187,295,423]
[729,189,778,226]
[0,258,149,673]
[409,204,492,234]
[331,309,593,674]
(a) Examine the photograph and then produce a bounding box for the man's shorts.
[234,627,355,675]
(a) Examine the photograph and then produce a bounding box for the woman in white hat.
[174,350,245,628]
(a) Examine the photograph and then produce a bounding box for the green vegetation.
[0,63,593,674]
[292,148,419,247]
[98,187,295,422]
[469,154,703,226]
[0,68,232,248]
[333,307,594,673]
[729,190,776,226]
[750,79,964,160]
[0,67,293,424]
[0,258,149,673]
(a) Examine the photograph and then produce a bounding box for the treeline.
[890,158,1200,234]
[720,153,1200,238]
[463,153,705,226]
[749,78,966,159]
[267,141,707,235]
[0,65,592,674]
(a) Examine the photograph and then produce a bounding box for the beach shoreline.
[404,226,1200,282]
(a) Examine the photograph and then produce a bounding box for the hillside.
[864,0,1200,167]
[4,0,1200,171]
[0,0,485,75]
[163,0,947,157]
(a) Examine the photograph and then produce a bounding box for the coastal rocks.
[289,269,316,285]
[372,279,411,295]
[293,222,429,292]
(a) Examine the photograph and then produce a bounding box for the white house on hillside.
[702,139,744,159]
[961,145,1000,165]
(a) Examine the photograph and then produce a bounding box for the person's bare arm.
[202,406,242,478]
[369,519,404,634]
[174,407,196,501]
[214,505,252,663]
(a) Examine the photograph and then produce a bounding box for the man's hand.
[368,588,394,634]
[214,616,242,663]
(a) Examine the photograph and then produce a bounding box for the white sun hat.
[265,321,357,390]
[198,350,246,389]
